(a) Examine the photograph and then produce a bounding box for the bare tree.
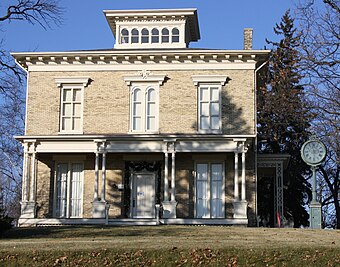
[296,0,340,228]
[0,0,63,219]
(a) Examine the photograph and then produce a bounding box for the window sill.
[197,130,222,135]
[58,131,84,135]
[128,130,160,135]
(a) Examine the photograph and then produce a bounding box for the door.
[196,163,224,218]
[132,173,155,218]
[55,162,83,218]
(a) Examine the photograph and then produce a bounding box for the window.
[121,28,129,44]
[151,28,159,43]
[54,162,83,218]
[196,163,224,218]
[172,28,179,43]
[60,86,83,132]
[56,77,89,134]
[131,85,158,132]
[141,28,149,43]
[198,85,221,133]
[131,28,139,43]
[161,28,169,43]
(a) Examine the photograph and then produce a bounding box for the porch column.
[22,148,29,202]
[20,141,37,219]
[241,151,246,201]
[101,152,106,201]
[94,151,99,201]
[93,140,107,218]
[234,152,239,200]
[164,152,169,202]
[233,140,248,220]
[170,152,176,202]
[162,140,177,219]
[29,151,37,202]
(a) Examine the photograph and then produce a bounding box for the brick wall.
[26,69,255,135]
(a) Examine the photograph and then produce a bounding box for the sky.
[2,0,300,53]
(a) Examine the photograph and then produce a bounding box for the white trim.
[25,63,258,72]
[55,77,90,87]
[15,139,251,153]
[192,75,229,86]
[124,72,167,86]
[18,218,248,226]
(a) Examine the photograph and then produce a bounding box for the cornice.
[12,50,269,70]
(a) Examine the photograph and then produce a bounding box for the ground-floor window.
[54,162,83,218]
[195,162,224,218]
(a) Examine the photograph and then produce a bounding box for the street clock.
[301,137,327,229]
[301,139,327,166]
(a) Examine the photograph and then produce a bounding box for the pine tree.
[257,10,312,227]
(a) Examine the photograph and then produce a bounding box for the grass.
[0,226,340,266]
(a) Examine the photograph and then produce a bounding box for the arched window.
[120,28,129,44]
[131,28,139,44]
[161,28,169,43]
[146,88,156,131]
[132,88,142,131]
[151,28,159,43]
[141,28,149,43]
[172,28,179,43]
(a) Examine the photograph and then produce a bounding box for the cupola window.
[151,28,159,43]
[172,28,180,43]
[121,28,129,44]
[162,28,169,43]
[141,28,149,43]
[131,28,139,43]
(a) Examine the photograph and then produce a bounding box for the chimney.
[244,28,253,50]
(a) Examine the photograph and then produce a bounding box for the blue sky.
[3,0,299,52]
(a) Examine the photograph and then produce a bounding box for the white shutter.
[56,163,68,218]
[196,163,209,218]
[211,164,223,218]
[70,163,83,218]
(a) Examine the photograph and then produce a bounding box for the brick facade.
[26,70,255,136]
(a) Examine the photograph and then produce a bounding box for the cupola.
[104,8,200,49]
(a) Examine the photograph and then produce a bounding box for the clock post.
[310,165,322,229]
[301,137,327,229]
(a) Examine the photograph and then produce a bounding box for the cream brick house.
[12,8,279,226]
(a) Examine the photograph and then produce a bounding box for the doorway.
[131,173,155,218]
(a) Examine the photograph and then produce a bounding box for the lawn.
[0,226,339,266]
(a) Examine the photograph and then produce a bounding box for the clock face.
[301,140,327,165]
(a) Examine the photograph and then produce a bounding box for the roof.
[104,8,200,42]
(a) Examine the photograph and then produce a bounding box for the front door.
[132,173,155,218]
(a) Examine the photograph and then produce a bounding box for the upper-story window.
[124,72,166,134]
[60,86,83,132]
[198,85,221,133]
[151,28,159,43]
[192,75,229,134]
[55,77,90,134]
[141,28,149,43]
[172,28,180,43]
[131,85,159,133]
[131,28,139,43]
[162,28,169,43]
[121,28,129,44]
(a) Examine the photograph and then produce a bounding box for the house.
[12,8,275,226]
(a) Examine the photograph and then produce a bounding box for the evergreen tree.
[257,10,312,227]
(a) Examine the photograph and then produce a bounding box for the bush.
[0,215,13,234]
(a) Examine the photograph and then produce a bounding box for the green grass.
[1,226,340,266]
